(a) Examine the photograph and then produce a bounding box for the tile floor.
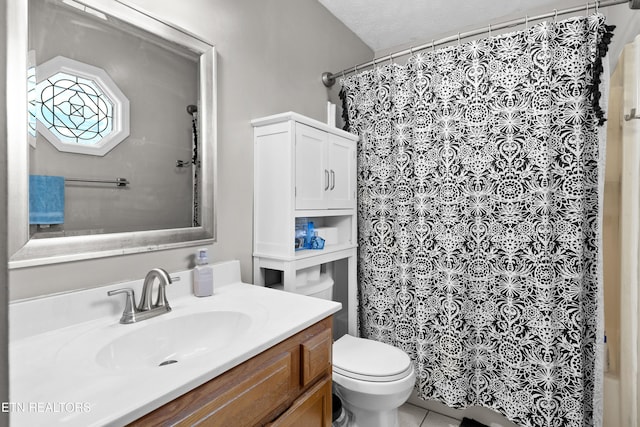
[398,403,460,427]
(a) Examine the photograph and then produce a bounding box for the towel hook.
[625,108,640,121]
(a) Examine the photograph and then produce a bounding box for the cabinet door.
[327,135,356,209]
[295,124,328,210]
[301,328,332,387]
[266,376,332,427]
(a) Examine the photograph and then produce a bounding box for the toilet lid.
[333,335,412,382]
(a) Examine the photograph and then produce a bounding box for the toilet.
[271,266,416,427]
[333,334,415,427]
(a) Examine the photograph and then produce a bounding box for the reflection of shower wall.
[28,0,198,234]
[603,179,620,375]
[604,61,623,376]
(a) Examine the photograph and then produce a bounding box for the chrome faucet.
[108,268,173,324]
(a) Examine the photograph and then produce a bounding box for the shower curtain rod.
[322,0,632,87]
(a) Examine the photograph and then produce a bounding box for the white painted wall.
[7,0,373,300]
[0,0,9,423]
[608,4,640,69]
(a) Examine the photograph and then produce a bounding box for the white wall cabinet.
[252,112,358,336]
[295,123,356,210]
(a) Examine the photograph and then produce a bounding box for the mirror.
[7,0,217,268]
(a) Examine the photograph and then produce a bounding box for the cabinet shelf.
[295,209,355,217]
[294,244,357,259]
[254,243,357,262]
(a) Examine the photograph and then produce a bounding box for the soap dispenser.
[193,248,213,297]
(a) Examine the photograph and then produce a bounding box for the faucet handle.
[108,288,138,324]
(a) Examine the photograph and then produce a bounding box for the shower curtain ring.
[596,0,600,13]
[457,32,461,45]
[586,2,589,15]
[409,46,414,57]
[525,15,529,29]
[554,9,558,21]
[488,24,492,37]
[389,52,394,64]
[432,39,435,52]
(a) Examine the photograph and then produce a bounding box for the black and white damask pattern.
[340,15,612,427]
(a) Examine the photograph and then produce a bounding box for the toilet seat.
[333,335,413,382]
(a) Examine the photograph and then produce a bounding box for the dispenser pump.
[197,248,209,265]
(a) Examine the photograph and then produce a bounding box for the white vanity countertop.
[9,260,341,426]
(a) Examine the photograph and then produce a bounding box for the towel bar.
[65,177,129,187]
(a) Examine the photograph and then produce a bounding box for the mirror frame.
[7,0,217,268]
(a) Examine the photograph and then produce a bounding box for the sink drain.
[159,359,178,367]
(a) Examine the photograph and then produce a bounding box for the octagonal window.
[36,71,114,145]
[32,56,129,156]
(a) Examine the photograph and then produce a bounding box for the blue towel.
[29,175,64,224]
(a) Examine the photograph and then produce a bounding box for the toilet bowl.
[332,334,415,427]
[270,268,415,426]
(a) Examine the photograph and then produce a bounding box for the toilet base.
[346,406,399,427]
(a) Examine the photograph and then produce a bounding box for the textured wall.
[8,0,373,300]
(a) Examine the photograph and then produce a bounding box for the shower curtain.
[340,15,614,427]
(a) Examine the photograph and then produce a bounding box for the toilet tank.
[271,272,334,300]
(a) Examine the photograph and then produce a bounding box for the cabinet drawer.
[300,328,332,387]
[266,376,332,427]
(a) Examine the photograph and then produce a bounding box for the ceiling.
[318,0,595,53]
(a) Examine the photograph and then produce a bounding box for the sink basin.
[95,311,252,369]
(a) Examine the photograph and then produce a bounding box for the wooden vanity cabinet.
[129,317,333,427]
